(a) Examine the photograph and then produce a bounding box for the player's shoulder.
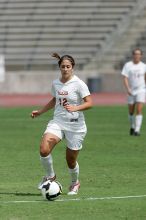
[72,75,90,96]
[139,61,146,67]
[52,78,61,85]
[124,61,133,67]
[73,75,87,86]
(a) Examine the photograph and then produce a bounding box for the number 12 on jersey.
[59,98,68,106]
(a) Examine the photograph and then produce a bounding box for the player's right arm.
[121,63,132,95]
[123,76,132,96]
[31,97,56,118]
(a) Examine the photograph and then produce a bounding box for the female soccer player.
[121,48,146,136]
[31,53,92,195]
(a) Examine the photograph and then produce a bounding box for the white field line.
[1,194,146,204]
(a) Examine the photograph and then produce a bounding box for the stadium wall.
[0,70,124,94]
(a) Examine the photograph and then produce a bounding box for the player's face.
[60,59,73,81]
[132,50,142,64]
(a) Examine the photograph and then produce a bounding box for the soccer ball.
[41,180,62,201]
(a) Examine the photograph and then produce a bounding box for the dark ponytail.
[51,53,61,60]
[52,53,75,67]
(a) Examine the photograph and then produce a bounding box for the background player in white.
[31,53,92,195]
[121,48,146,136]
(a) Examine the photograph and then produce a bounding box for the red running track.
[0,93,126,107]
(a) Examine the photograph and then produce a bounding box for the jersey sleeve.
[78,80,90,98]
[121,63,129,77]
[51,83,56,97]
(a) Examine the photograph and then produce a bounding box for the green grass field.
[0,106,146,220]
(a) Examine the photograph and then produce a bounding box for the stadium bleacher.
[118,27,146,70]
[0,0,137,70]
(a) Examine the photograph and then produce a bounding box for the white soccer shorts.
[128,92,146,104]
[44,121,87,150]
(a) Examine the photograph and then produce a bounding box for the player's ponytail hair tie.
[52,52,75,68]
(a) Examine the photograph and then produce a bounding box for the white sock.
[128,114,135,129]
[69,162,79,184]
[135,115,143,132]
[40,154,55,178]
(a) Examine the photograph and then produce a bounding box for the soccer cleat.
[134,131,140,136]
[130,128,135,135]
[38,175,56,190]
[67,181,80,195]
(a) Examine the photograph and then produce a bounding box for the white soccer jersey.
[50,75,90,132]
[121,61,146,95]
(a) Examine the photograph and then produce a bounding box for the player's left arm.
[64,95,92,112]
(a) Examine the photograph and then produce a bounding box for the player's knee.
[40,143,51,157]
[40,137,57,156]
[40,145,49,157]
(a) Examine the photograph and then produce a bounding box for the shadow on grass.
[0,192,40,196]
